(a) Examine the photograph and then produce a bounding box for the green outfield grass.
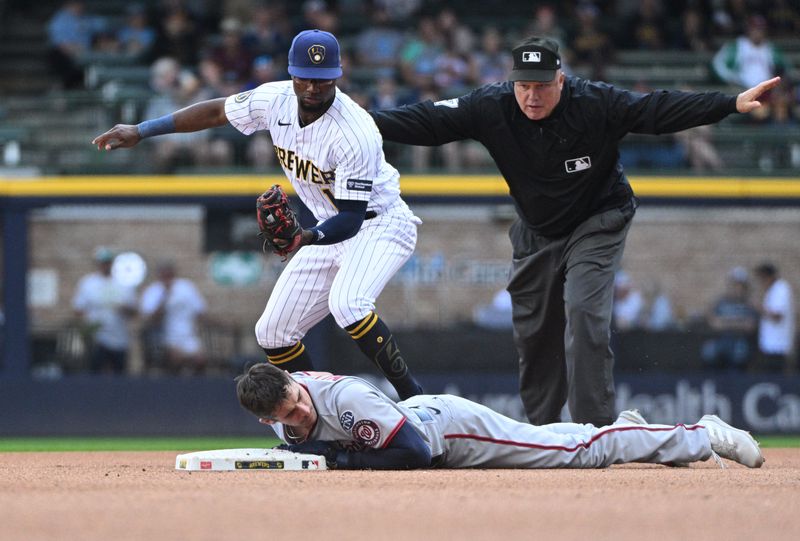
[0,436,797,452]
[0,437,282,452]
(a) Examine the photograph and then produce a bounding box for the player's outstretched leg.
[263,342,315,372]
[697,414,765,468]
[346,312,424,400]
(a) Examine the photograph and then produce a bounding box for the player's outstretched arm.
[736,76,781,114]
[92,97,229,151]
[279,422,431,470]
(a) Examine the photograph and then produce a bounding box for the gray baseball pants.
[507,202,635,427]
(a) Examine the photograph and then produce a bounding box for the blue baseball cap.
[288,29,342,80]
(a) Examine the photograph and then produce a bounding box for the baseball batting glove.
[276,441,339,469]
[256,185,303,260]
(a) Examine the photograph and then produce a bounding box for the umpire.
[370,37,779,426]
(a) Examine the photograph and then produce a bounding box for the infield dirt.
[1,449,798,541]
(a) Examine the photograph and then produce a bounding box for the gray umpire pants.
[507,202,635,427]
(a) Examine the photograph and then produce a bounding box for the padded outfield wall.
[1,175,799,435]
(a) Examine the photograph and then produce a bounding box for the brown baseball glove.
[256,185,303,260]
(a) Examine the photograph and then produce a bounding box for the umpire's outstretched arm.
[92,97,228,151]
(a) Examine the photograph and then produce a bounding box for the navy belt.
[365,210,378,220]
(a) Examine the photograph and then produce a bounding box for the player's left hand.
[92,124,142,150]
[736,76,781,113]
[256,185,305,260]
[277,440,339,468]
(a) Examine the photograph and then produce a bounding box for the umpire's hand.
[736,76,781,114]
[92,124,142,150]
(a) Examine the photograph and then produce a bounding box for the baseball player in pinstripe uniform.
[235,363,765,470]
[93,29,424,399]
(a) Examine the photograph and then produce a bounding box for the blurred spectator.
[372,0,422,23]
[701,266,759,372]
[524,3,569,51]
[569,2,613,80]
[613,271,643,331]
[196,56,235,97]
[369,76,416,110]
[144,57,231,172]
[639,280,675,331]
[754,262,795,372]
[399,16,443,91]
[47,0,107,89]
[242,2,292,59]
[436,8,475,57]
[71,247,138,374]
[473,289,513,330]
[117,3,156,60]
[301,0,338,33]
[619,0,667,50]
[712,14,790,90]
[432,44,470,97]
[354,6,405,80]
[675,124,724,172]
[140,260,208,375]
[209,18,255,92]
[766,0,800,37]
[153,1,202,66]
[241,54,278,91]
[470,27,514,86]
[674,5,712,52]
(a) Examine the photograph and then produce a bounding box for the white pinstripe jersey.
[224,80,405,221]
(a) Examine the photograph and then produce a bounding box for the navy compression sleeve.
[309,199,368,245]
[335,421,432,470]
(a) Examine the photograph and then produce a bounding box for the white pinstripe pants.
[255,213,419,349]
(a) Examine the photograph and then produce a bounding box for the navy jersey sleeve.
[370,94,477,146]
[603,82,738,137]
[335,421,432,470]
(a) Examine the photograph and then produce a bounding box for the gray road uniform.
[371,78,740,427]
[273,372,712,469]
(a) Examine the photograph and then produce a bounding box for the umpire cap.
[288,29,343,80]
[509,37,561,82]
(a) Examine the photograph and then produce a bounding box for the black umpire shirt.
[371,77,738,238]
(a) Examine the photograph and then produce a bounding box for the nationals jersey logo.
[308,45,326,64]
[339,410,355,431]
[352,419,381,446]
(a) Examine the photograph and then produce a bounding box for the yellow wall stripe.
[1,175,800,198]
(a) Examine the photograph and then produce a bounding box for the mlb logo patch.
[565,156,592,173]
[522,51,541,63]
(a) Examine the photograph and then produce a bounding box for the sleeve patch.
[234,90,253,103]
[339,410,355,431]
[352,419,381,446]
[434,98,459,108]
[346,179,373,192]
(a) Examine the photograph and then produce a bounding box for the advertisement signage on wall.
[372,373,800,434]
